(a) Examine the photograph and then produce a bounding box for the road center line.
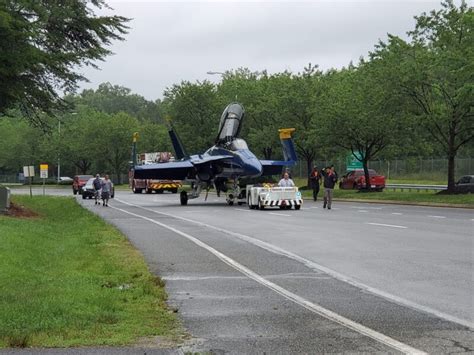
[427,215,446,219]
[234,208,251,212]
[391,212,403,215]
[367,222,407,229]
[358,210,368,213]
[110,202,426,354]
[114,199,474,330]
[268,212,291,217]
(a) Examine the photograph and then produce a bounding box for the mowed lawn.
[299,187,474,206]
[0,196,179,348]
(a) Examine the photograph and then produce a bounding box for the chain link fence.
[1,158,473,184]
[292,158,474,181]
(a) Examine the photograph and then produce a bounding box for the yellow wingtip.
[278,128,296,139]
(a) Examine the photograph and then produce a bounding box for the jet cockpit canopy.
[216,103,244,144]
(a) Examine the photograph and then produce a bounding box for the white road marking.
[427,215,446,219]
[358,210,368,213]
[234,208,251,212]
[310,207,319,209]
[391,213,403,215]
[110,202,427,354]
[268,212,291,217]
[114,199,474,330]
[367,223,407,229]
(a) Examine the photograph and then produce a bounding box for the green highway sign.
[346,152,363,171]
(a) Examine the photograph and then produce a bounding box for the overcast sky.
[78,0,443,101]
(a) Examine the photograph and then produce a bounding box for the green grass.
[0,196,180,348]
[300,188,474,206]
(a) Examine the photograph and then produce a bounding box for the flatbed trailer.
[246,185,303,210]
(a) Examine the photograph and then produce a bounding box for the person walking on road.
[101,175,112,207]
[93,174,102,205]
[309,166,321,201]
[278,172,295,187]
[321,166,337,210]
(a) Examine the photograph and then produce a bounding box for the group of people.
[92,174,113,207]
[277,166,337,210]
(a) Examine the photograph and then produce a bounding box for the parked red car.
[339,169,385,191]
[72,175,93,195]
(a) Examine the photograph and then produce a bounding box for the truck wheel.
[171,188,178,194]
[258,198,265,210]
[73,189,78,195]
[82,194,86,200]
[294,204,301,210]
[146,187,152,194]
[157,190,163,194]
[132,187,142,194]
[180,191,188,206]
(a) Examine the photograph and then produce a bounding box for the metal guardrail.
[385,184,447,192]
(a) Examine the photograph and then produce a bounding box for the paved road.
[10,188,474,353]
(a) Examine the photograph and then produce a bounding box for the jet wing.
[133,160,194,180]
[190,154,233,165]
[260,160,296,176]
[133,155,234,180]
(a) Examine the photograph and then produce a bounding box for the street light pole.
[57,120,61,183]
[207,71,225,76]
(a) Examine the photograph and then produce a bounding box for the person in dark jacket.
[321,166,337,209]
[92,174,102,205]
[309,166,321,201]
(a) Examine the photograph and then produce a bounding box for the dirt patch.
[4,202,39,218]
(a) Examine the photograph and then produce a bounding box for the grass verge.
[0,196,180,348]
[300,188,474,206]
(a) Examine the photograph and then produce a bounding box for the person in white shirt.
[278,172,295,187]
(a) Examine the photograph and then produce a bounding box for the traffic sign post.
[40,164,48,196]
[23,165,35,197]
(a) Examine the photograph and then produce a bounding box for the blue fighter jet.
[132,103,297,205]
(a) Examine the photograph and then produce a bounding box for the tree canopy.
[0,0,129,124]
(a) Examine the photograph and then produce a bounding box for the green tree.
[0,1,128,122]
[319,65,408,190]
[75,83,161,121]
[162,81,220,153]
[371,0,473,192]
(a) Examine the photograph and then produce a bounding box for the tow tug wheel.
[247,196,254,209]
[180,191,188,206]
[258,197,265,210]
[294,204,301,210]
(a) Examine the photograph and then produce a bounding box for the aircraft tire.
[180,191,188,206]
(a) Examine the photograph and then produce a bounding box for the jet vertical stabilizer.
[279,128,297,162]
[168,125,188,160]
